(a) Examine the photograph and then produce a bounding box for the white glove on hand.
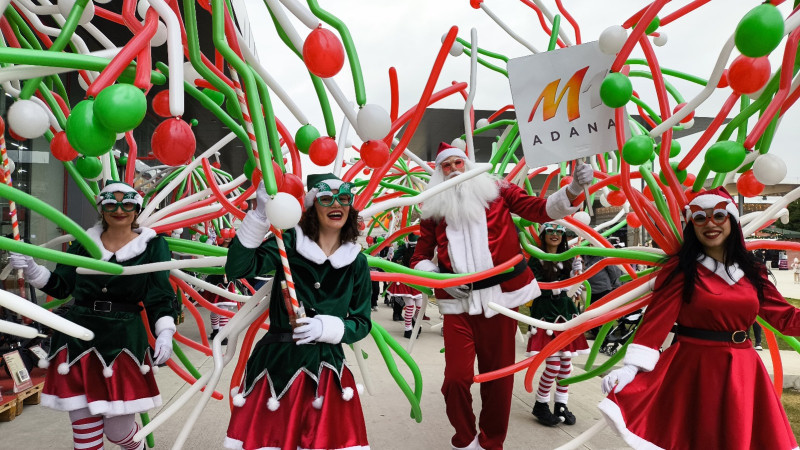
[550,287,563,295]
[567,162,594,196]
[444,285,471,299]
[254,180,270,220]
[293,316,324,345]
[571,257,583,274]
[601,365,639,395]
[152,329,175,365]
[9,252,50,288]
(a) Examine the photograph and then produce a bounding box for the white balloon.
[58,0,95,25]
[8,100,50,139]
[94,0,111,4]
[151,21,167,47]
[4,158,15,176]
[599,193,611,208]
[137,0,150,18]
[116,132,126,141]
[266,193,302,230]
[449,42,464,57]
[653,32,668,47]
[752,153,787,185]
[183,61,201,85]
[476,118,490,129]
[598,25,627,55]
[450,138,466,150]
[78,74,89,91]
[681,118,694,130]
[781,214,790,225]
[356,104,391,141]
[573,211,591,226]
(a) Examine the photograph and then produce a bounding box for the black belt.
[75,300,143,313]
[673,324,748,344]
[439,258,527,291]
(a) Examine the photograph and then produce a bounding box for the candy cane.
[0,120,25,299]
[271,227,299,311]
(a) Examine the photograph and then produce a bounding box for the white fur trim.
[140,364,151,375]
[41,393,162,415]
[304,188,319,209]
[546,329,554,336]
[342,386,354,401]
[294,226,360,268]
[237,211,271,248]
[57,362,69,375]
[152,364,159,374]
[530,328,537,335]
[85,224,158,262]
[267,397,280,411]
[154,316,177,336]
[436,147,468,166]
[233,394,246,407]
[413,259,439,273]
[38,358,50,369]
[230,386,239,397]
[103,366,113,378]
[451,436,480,450]
[316,314,346,344]
[545,186,580,220]
[312,396,324,409]
[223,437,371,450]
[622,343,660,372]
[686,193,739,221]
[598,398,665,449]
[697,255,744,285]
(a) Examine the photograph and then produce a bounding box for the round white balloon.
[58,0,95,25]
[183,61,201,85]
[476,118,490,129]
[266,193,303,230]
[598,25,627,55]
[151,21,167,47]
[451,138,466,150]
[653,32,668,47]
[573,211,591,226]
[356,104,391,141]
[752,153,787,185]
[3,158,15,176]
[8,100,50,139]
[681,118,694,130]
[781,213,790,225]
[449,42,464,57]
[137,0,150,18]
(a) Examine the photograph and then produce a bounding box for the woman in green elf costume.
[224,173,372,450]
[9,181,178,450]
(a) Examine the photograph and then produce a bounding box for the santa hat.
[304,173,353,209]
[96,181,143,212]
[434,142,467,167]
[684,187,739,222]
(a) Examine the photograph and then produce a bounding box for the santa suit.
[411,181,577,450]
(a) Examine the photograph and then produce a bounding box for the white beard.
[421,166,500,224]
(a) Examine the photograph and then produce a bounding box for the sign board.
[508,41,629,168]
[3,350,32,393]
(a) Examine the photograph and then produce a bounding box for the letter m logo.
[527,66,589,123]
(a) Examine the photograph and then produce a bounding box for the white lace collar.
[293,226,360,269]
[697,254,744,286]
[86,223,158,263]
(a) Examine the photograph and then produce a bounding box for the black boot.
[532,401,560,427]
[209,329,219,342]
[404,329,412,339]
[554,402,576,425]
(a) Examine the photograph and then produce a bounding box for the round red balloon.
[683,173,696,187]
[737,170,765,197]
[360,140,390,168]
[643,186,654,201]
[607,190,626,207]
[303,28,345,78]
[627,212,642,228]
[363,169,371,175]
[50,131,79,162]
[280,173,305,208]
[271,161,284,190]
[211,161,221,169]
[152,90,171,117]
[309,136,338,166]
[151,118,196,166]
[728,55,771,94]
[559,176,573,188]
[673,103,695,124]
[717,69,729,88]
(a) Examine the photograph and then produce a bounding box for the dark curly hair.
[536,227,572,282]
[298,203,360,245]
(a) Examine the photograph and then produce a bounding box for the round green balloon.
[94,84,147,133]
[199,235,209,243]
[243,159,257,181]
[622,135,654,165]
[66,100,116,157]
[645,17,660,34]
[600,73,632,108]
[119,156,128,165]
[75,156,102,179]
[738,162,754,174]
[659,162,687,186]
[295,124,320,154]
[656,140,681,158]
[225,97,242,121]
[735,4,784,57]
[202,88,225,107]
[705,140,746,173]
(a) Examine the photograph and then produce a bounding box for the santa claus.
[411,142,593,450]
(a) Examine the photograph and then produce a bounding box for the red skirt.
[525,326,590,357]
[41,347,161,416]
[225,366,369,450]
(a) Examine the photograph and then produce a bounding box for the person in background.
[583,252,623,339]
[793,257,800,284]
[202,230,237,345]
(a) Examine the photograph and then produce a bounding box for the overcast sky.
[240,0,800,184]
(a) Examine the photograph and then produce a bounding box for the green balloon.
[225,97,242,121]
[735,4,784,58]
[659,162,687,186]
[199,235,209,243]
[738,162,754,173]
[656,140,681,158]
[705,140,746,173]
[94,84,147,133]
[600,73,632,108]
[119,156,128,165]
[295,124,320,154]
[645,17,660,34]
[75,155,102,179]
[243,159,257,181]
[202,88,225,107]
[622,135,654,165]
[66,100,116,157]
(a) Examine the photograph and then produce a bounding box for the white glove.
[601,364,638,395]
[9,252,50,288]
[567,162,594,196]
[293,316,323,345]
[571,257,583,274]
[254,180,270,220]
[444,285,471,299]
[152,329,175,365]
[550,287,563,295]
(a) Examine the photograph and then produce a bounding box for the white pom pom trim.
[152,365,159,375]
[312,396,324,409]
[140,365,151,375]
[531,327,538,335]
[38,359,50,369]
[546,329,554,336]
[267,397,280,411]
[57,362,70,375]
[103,366,114,378]
[342,387,354,401]
[233,394,246,407]
[356,384,364,395]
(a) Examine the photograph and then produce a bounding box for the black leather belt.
[439,258,527,291]
[673,324,748,344]
[75,299,143,313]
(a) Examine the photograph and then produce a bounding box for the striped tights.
[535,356,572,404]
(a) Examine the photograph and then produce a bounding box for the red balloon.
[220,228,231,239]
[211,161,221,169]
[50,131,79,162]
[302,28,345,78]
[152,90,171,117]
[366,235,374,245]
[151,118,196,166]
[627,212,642,228]
[728,55,771,94]
[470,0,483,8]
[280,173,305,208]
[360,140,390,168]
[363,169,371,175]
[717,69,730,88]
[683,173,696,187]
[737,170,765,197]
[309,136,338,166]
[239,201,249,211]
[559,176,573,188]
[643,186,654,201]
[672,103,695,124]
[8,128,25,142]
[216,237,224,245]
[684,189,702,202]
[0,117,5,135]
[607,190,626,207]
[272,161,284,190]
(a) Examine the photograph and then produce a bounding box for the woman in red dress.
[599,187,800,450]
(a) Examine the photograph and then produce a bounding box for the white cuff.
[622,343,659,372]
[545,186,580,220]
[316,314,345,344]
[413,260,440,273]
[26,265,51,290]
[237,210,271,248]
[154,316,177,336]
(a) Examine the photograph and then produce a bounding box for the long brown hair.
[298,204,360,244]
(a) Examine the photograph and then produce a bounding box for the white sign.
[508,41,629,168]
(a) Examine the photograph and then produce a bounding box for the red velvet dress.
[599,258,800,450]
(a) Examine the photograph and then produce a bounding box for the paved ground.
[4,267,800,449]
